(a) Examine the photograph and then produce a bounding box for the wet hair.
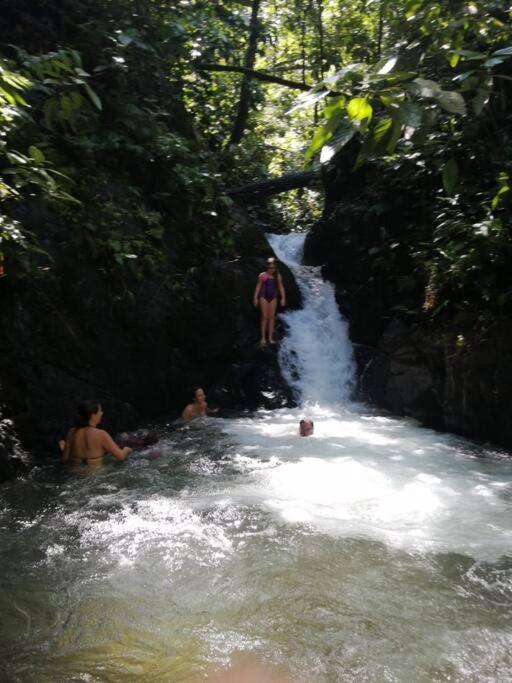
[191,386,204,400]
[73,399,100,429]
[266,257,278,270]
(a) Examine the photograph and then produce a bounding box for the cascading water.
[267,232,356,406]
[1,232,512,682]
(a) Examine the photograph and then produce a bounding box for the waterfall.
[267,232,356,407]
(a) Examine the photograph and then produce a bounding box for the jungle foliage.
[1,0,511,321]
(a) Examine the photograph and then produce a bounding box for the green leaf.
[287,87,329,114]
[82,82,102,111]
[397,102,423,128]
[491,185,510,209]
[347,97,373,125]
[353,135,375,171]
[117,29,138,47]
[410,78,442,98]
[443,159,459,195]
[377,56,398,75]
[472,87,491,115]
[373,117,393,144]
[324,95,346,118]
[385,119,402,154]
[320,120,356,163]
[458,50,487,60]
[28,145,45,163]
[304,109,344,163]
[492,46,512,57]
[436,90,466,115]
[448,53,461,68]
[484,57,504,68]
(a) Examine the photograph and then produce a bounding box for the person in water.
[253,257,286,348]
[181,387,218,421]
[61,399,132,466]
[299,418,314,436]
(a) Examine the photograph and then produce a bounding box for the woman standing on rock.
[253,257,286,348]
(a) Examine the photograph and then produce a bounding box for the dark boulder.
[209,345,295,411]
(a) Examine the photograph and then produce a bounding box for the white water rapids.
[1,231,512,682]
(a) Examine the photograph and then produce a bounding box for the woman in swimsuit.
[181,386,218,421]
[61,399,132,467]
[253,257,286,347]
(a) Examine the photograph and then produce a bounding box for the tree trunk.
[229,0,262,146]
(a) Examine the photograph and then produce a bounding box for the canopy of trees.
[1,0,511,318]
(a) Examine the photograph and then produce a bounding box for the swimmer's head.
[74,399,103,428]
[299,418,314,436]
[266,257,278,272]
[193,387,206,402]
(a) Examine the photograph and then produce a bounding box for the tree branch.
[195,63,312,92]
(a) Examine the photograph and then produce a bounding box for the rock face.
[305,159,512,450]
[0,212,300,461]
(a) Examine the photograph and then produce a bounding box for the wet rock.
[209,345,296,411]
[358,319,444,427]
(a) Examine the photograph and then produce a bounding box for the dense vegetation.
[0,1,511,438]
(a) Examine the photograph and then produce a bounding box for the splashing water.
[268,232,356,406]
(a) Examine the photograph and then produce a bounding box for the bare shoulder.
[182,403,194,420]
[97,428,113,442]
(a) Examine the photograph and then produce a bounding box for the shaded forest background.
[1,0,512,456]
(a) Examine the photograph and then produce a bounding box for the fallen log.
[227,169,320,200]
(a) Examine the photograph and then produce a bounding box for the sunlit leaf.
[347,97,373,125]
[320,120,356,163]
[28,145,45,163]
[373,117,393,144]
[304,110,344,163]
[448,53,461,68]
[287,88,329,114]
[377,56,398,75]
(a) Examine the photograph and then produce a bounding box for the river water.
[1,234,512,682]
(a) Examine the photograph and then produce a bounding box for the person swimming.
[181,387,218,422]
[299,418,314,436]
[253,257,286,348]
[61,399,132,467]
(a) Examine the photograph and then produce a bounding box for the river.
[1,233,512,682]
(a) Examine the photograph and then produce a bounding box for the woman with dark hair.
[253,257,286,348]
[181,387,218,422]
[61,400,132,467]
